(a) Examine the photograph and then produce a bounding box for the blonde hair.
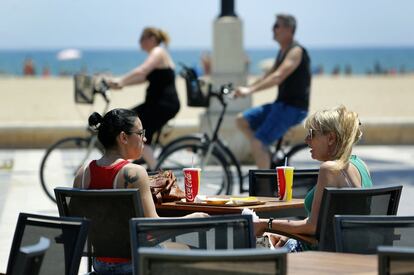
[305,105,362,169]
[141,27,170,46]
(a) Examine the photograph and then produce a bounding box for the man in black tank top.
[235,14,311,169]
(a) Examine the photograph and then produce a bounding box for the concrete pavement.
[1,145,414,273]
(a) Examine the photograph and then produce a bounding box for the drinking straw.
[284,157,288,167]
[192,156,194,168]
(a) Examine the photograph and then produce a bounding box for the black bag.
[180,66,210,107]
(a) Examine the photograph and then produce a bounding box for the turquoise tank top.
[304,155,373,216]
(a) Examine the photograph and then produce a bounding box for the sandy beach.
[0,74,413,148]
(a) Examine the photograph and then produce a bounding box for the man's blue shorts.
[243,102,308,146]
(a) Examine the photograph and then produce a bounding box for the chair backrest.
[10,237,50,275]
[316,185,402,252]
[378,246,414,275]
[334,215,414,254]
[130,215,255,274]
[6,213,89,275]
[54,187,144,258]
[138,247,288,275]
[249,169,319,198]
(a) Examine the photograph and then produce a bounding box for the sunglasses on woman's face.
[306,128,319,140]
[129,129,146,138]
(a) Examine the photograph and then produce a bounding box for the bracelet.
[268,217,274,230]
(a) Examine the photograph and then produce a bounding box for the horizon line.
[1,45,414,51]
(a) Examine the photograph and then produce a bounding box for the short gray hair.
[276,14,297,34]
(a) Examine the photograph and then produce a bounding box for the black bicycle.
[39,74,170,202]
[155,65,313,196]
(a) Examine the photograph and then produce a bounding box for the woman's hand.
[184,212,209,218]
[106,79,123,90]
[264,232,289,247]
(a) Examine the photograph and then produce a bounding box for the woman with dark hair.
[73,108,207,274]
[108,27,180,170]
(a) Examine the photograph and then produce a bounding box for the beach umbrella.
[57,48,82,60]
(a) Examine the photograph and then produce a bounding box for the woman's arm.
[123,164,160,218]
[117,47,165,87]
[73,164,87,188]
[123,164,208,219]
[255,162,338,236]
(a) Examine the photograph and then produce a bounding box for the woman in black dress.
[108,27,180,170]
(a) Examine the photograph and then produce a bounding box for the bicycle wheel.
[159,135,244,194]
[39,137,103,202]
[155,143,233,195]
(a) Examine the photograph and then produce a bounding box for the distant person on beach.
[201,51,211,75]
[234,14,311,169]
[107,27,180,170]
[23,58,36,76]
[42,65,50,77]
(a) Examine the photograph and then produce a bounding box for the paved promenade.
[1,145,414,273]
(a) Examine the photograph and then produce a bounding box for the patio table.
[156,196,305,218]
[288,251,376,274]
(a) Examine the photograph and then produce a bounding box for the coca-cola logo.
[184,172,193,200]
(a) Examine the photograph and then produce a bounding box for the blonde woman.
[255,105,373,251]
[108,27,179,170]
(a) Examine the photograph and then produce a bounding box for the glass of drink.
[276,166,294,201]
[182,168,201,202]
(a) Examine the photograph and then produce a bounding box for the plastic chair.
[334,215,414,254]
[10,237,50,275]
[378,246,414,275]
[272,185,402,252]
[130,215,255,274]
[248,168,319,198]
[6,213,89,275]
[137,247,288,275]
[54,187,144,271]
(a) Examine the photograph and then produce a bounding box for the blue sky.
[1,0,413,49]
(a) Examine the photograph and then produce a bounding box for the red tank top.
[88,159,131,263]
[88,160,130,189]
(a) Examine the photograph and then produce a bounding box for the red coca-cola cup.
[183,168,201,202]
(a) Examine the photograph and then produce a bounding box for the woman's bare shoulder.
[318,161,341,187]
[319,161,338,170]
[120,163,149,188]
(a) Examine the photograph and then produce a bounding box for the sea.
[1,47,414,77]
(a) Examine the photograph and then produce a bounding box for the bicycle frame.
[79,84,111,168]
[158,86,245,193]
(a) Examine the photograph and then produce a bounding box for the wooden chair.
[6,212,89,275]
[334,215,414,254]
[378,246,414,275]
[137,247,288,275]
[54,187,144,272]
[271,185,403,252]
[248,168,319,198]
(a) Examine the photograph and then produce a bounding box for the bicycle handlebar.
[93,77,111,104]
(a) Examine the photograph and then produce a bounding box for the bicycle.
[154,64,313,195]
[39,74,170,202]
